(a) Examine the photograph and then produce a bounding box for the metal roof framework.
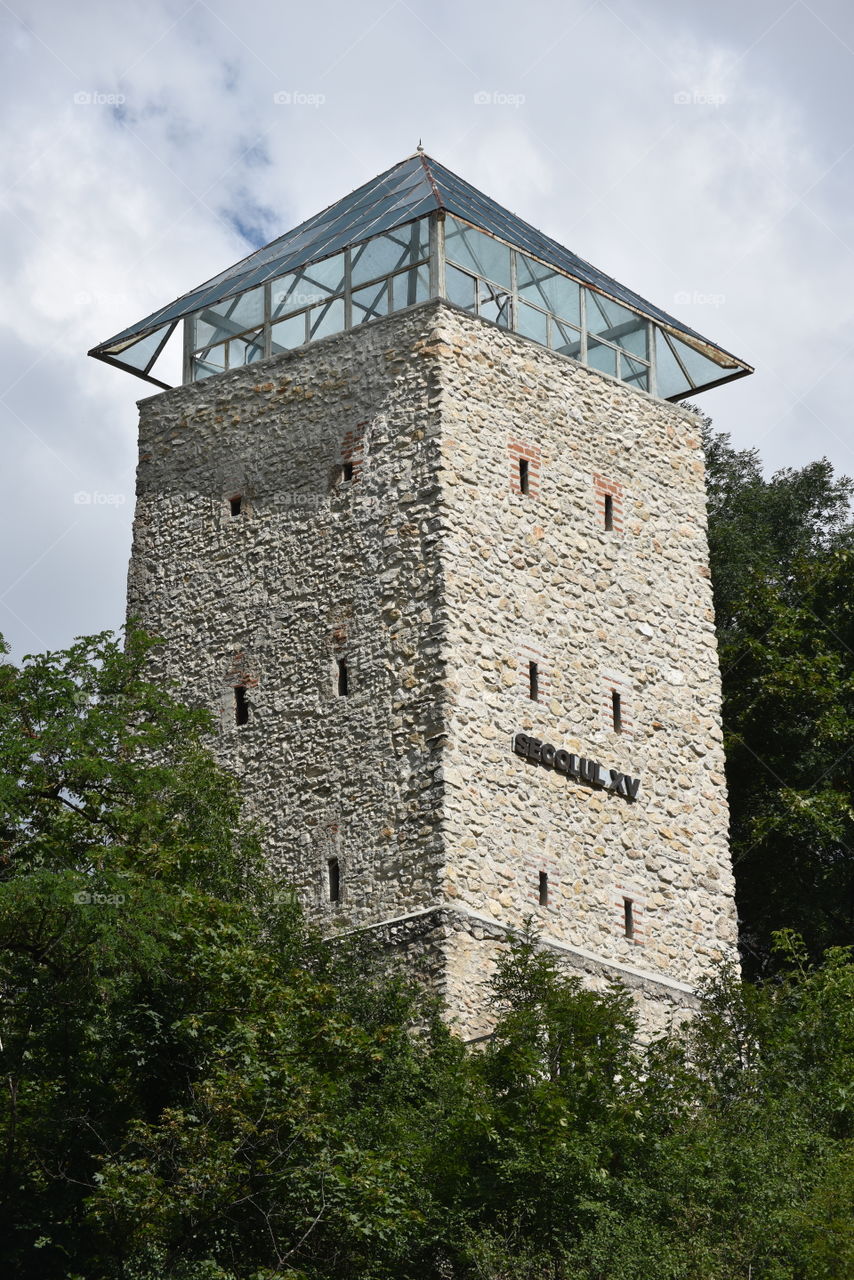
[88,152,752,399]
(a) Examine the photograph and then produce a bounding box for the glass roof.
[89,151,752,395]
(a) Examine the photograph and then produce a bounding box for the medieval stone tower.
[91,153,752,1037]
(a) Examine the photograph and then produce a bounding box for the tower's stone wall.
[431,306,736,1033]
[129,304,448,924]
[128,298,737,1039]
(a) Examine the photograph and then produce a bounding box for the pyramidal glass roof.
[89,151,752,398]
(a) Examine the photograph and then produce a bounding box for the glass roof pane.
[550,317,581,360]
[445,264,477,312]
[352,279,389,324]
[271,312,307,354]
[112,326,169,370]
[670,334,731,388]
[615,322,648,359]
[390,265,429,311]
[229,331,264,367]
[478,278,511,328]
[445,216,512,290]
[517,255,580,327]
[350,219,429,287]
[654,329,693,399]
[621,353,649,391]
[587,289,632,334]
[586,288,648,357]
[195,287,264,348]
[270,254,345,319]
[587,338,618,378]
[269,272,300,318]
[193,345,226,380]
[300,253,346,298]
[308,296,345,341]
[517,299,548,345]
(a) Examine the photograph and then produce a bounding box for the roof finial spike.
[417,138,424,153]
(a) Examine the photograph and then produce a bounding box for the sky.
[1,0,853,661]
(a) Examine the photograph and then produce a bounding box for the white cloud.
[1,0,853,657]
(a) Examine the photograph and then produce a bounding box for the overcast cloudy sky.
[1,0,852,660]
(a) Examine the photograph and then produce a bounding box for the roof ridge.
[418,152,445,211]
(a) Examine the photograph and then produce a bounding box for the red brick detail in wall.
[341,423,367,482]
[225,650,259,689]
[593,472,624,531]
[509,438,542,497]
[602,675,633,735]
[613,886,646,945]
[518,643,550,701]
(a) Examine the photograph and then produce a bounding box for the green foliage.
[3,621,854,1278]
[0,631,461,1279]
[700,417,854,972]
[437,930,854,1280]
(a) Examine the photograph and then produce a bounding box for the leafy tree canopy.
[2,513,854,1277]
[0,631,461,1279]
[699,417,854,973]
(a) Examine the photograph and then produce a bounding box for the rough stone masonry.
[128,298,738,1039]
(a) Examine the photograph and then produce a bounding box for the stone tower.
[90,153,752,1037]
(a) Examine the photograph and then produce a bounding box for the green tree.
[700,419,854,972]
[5,629,854,1279]
[0,630,460,1279]
[439,928,645,1278]
[456,933,854,1280]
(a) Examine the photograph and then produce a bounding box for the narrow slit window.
[337,657,349,697]
[539,871,549,907]
[604,493,614,530]
[230,495,242,517]
[342,461,354,482]
[528,661,539,701]
[234,685,249,726]
[519,458,529,494]
[328,857,340,903]
[612,689,622,732]
[623,898,634,939]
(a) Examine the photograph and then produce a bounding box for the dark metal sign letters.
[513,732,641,800]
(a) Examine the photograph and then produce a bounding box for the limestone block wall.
[431,304,738,997]
[128,305,448,926]
[126,297,738,1039]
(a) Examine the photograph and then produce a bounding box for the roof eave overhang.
[87,347,174,391]
[666,363,754,403]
